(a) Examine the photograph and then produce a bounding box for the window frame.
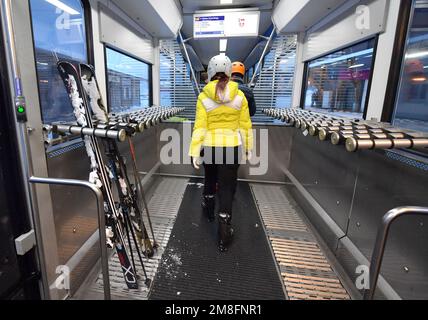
[104,45,153,114]
[381,0,414,122]
[299,36,379,120]
[82,0,95,66]
[384,0,428,157]
[29,0,94,64]
[28,0,94,125]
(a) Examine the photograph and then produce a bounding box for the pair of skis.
[80,64,158,255]
[57,61,156,289]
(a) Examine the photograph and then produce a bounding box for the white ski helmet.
[207,54,232,82]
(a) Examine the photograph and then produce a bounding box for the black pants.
[202,147,240,215]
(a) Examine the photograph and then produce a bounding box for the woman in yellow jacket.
[189,55,253,252]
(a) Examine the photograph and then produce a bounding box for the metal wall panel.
[47,143,99,295]
[239,125,293,181]
[47,144,98,266]
[286,185,342,251]
[289,131,360,232]
[346,150,428,300]
[158,122,293,182]
[157,122,194,176]
[287,129,428,299]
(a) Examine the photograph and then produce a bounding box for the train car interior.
[0,0,427,303]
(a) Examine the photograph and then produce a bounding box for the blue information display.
[194,15,225,37]
[193,11,260,39]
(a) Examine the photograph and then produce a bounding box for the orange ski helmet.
[232,61,245,76]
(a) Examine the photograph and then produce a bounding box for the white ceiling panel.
[273,0,348,33]
[179,0,274,13]
[112,0,182,38]
[179,0,275,66]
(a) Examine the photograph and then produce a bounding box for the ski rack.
[95,121,142,134]
[263,108,428,153]
[44,124,127,142]
[109,106,185,130]
[43,107,185,147]
[43,123,130,147]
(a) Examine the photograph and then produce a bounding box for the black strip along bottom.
[149,180,285,300]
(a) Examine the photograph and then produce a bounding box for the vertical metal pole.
[271,48,278,107]
[0,0,51,298]
[250,27,276,87]
[91,189,111,301]
[179,31,201,95]
[173,44,176,107]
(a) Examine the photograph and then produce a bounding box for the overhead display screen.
[193,10,260,38]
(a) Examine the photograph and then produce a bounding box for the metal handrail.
[364,206,428,300]
[29,176,111,300]
[179,31,200,95]
[249,27,276,87]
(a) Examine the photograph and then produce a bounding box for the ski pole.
[123,211,151,286]
[128,137,159,249]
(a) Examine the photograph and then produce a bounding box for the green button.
[17,106,25,113]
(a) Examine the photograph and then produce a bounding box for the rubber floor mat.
[149,180,285,300]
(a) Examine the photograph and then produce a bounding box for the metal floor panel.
[250,184,350,300]
[149,181,286,300]
[89,177,188,300]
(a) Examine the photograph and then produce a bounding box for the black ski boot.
[202,195,215,222]
[218,213,233,252]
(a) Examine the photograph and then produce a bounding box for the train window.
[30,0,88,124]
[262,36,296,107]
[302,39,376,119]
[105,47,152,113]
[392,1,428,133]
[159,39,197,118]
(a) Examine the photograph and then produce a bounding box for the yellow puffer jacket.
[189,80,253,157]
